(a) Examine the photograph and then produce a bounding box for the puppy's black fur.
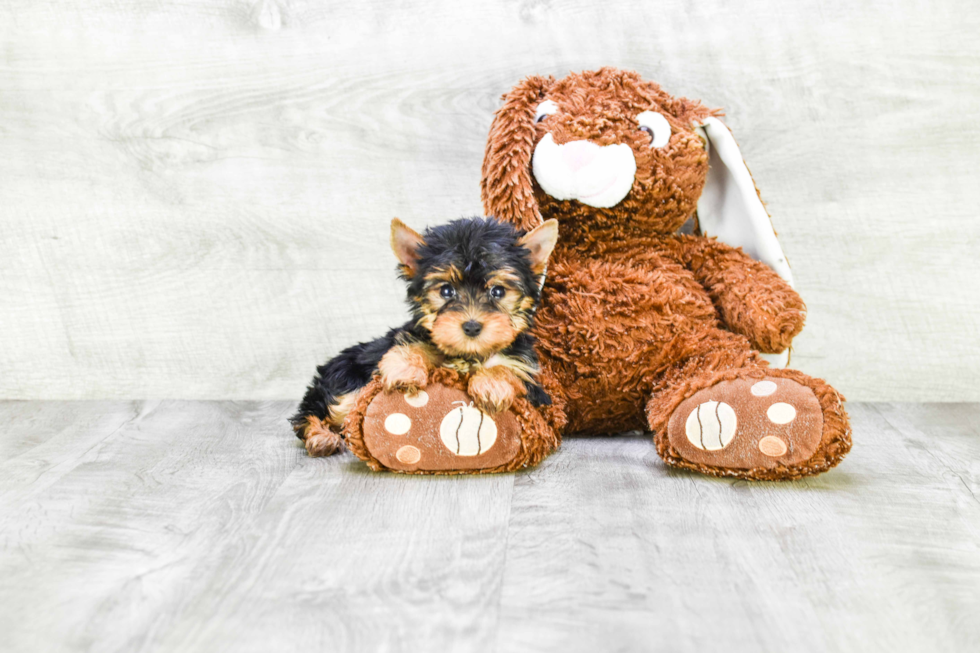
[290,217,550,439]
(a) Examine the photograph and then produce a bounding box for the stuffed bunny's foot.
[358,383,524,473]
[649,369,851,480]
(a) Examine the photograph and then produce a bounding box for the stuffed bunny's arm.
[671,236,805,354]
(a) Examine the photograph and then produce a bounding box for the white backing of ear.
[695,118,794,287]
[695,118,794,369]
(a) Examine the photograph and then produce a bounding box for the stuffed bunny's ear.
[695,117,796,368]
[481,76,555,231]
[695,118,794,287]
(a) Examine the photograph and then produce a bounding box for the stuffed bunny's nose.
[562,140,598,172]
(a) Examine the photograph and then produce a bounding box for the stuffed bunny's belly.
[533,255,720,434]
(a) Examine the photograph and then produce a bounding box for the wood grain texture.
[1,0,978,401]
[1,400,978,652]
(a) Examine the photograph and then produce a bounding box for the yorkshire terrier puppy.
[291,216,559,457]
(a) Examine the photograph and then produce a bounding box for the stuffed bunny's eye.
[636,111,671,148]
[535,100,559,123]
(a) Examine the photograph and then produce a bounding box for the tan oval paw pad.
[384,413,412,435]
[766,402,797,424]
[758,436,788,457]
[395,445,421,464]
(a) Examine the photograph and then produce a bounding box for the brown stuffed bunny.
[478,67,851,480]
[346,67,850,480]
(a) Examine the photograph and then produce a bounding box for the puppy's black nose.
[462,320,483,338]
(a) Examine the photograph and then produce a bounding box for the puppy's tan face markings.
[432,311,517,358]
[415,264,533,358]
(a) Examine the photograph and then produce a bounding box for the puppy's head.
[391,217,558,358]
[481,68,713,239]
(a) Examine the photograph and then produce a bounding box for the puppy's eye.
[636,111,671,148]
[440,285,456,299]
[489,285,506,300]
[535,100,559,124]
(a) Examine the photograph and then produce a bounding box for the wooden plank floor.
[1,402,978,652]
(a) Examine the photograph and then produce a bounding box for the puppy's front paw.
[379,347,430,395]
[468,369,518,414]
[380,365,429,394]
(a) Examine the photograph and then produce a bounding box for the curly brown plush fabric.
[480,67,851,480]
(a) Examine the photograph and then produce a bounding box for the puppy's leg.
[378,343,437,395]
[293,384,355,458]
[297,416,342,457]
[292,340,385,457]
[297,391,360,457]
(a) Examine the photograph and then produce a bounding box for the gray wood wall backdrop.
[2,0,978,402]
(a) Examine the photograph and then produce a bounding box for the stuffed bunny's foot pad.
[667,376,824,473]
[361,383,523,473]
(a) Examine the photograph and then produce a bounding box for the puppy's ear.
[390,218,424,276]
[481,75,555,232]
[517,219,559,275]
